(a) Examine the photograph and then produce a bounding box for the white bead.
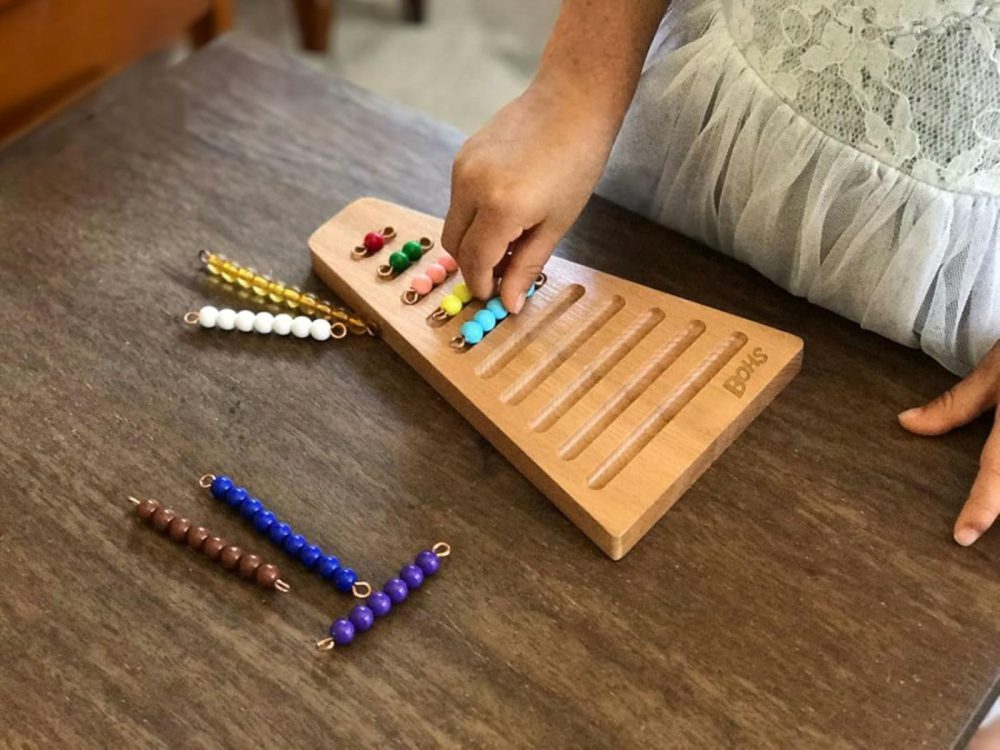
[235,310,256,332]
[198,305,219,328]
[290,316,312,338]
[216,308,237,330]
[253,311,274,334]
[272,314,293,335]
[310,319,332,341]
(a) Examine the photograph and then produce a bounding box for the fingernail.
[898,408,920,420]
[512,292,526,314]
[954,527,980,546]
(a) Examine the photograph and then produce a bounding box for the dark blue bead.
[210,475,233,500]
[317,555,341,580]
[225,486,249,510]
[284,534,306,557]
[300,544,323,569]
[400,563,424,590]
[329,618,355,646]
[268,521,291,545]
[349,605,375,633]
[333,567,358,592]
[368,591,392,618]
[240,498,263,519]
[414,550,440,576]
[383,577,409,604]
[252,510,276,533]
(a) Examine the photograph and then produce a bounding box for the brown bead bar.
[128,497,290,592]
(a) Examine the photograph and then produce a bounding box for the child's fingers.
[442,182,476,258]
[954,411,1000,546]
[898,356,999,436]
[456,207,525,300]
[499,224,559,314]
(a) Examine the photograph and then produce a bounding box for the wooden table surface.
[1,36,997,748]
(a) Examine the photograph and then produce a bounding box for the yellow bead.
[348,315,366,328]
[453,283,473,304]
[330,308,349,322]
[252,275,270,297]
[440,295,463,317]
[267,281,285,303]
[283,288,301,308]
[206,254,223,276]
[220,261,238,283]
[299,295,318,311]
[236,267,254,288]
[315,303,332,318]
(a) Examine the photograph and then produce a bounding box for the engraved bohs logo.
[723,347,768,398]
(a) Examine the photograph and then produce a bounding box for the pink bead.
[410,274,434,295]
[426,263,447,285]
[437,254,458,273]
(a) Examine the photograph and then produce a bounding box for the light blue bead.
[485,298,508,321]
[460,320,484,345]
[473,309,496,332]
[526,283,537,299]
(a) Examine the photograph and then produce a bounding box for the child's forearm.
[534,0,669,137]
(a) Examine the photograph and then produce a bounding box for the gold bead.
[236,267,254,288]
[267,281,285,303]
[283,287,301,308]
[220,261,238,283]
[252,275,270,297]
[299,295,318,312]
[330,308,349,322]
[315,303,332,318]
[206,254,223,275]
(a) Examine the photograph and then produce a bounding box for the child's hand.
[442,82,616,313]
[899,341,1000,545]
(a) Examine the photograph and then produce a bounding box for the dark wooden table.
[1,36,997,748]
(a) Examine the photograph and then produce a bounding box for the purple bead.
[224,486,249,509]
[317,555,341,580]
[383,577,409,604]
[300,544,323,569]
[349,605,375,633]
[368,591,392,617]
[414,549,440,575]
[329,618,355,646]
[210,475,233,500]
[400,563,424,590]
[284,534,306,557]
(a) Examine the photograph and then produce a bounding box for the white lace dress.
[599,0,1000,375]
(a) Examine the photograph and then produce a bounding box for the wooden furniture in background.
[311,199,803,559]
[292,0,425,52]
[0,36,996,748]
[0,0,232,145]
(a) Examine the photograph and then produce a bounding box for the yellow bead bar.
[198,252,374,335]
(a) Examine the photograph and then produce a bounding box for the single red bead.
[363,232,385,252]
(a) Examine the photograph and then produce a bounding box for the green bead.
[389,251,410,273]
[402,241,424,262]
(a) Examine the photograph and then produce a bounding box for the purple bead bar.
[322,542,450,649]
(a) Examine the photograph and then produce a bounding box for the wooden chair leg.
[189,0,235,48]
[402,0,425,23]
[292,0,336,53]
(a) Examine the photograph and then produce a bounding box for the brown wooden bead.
[238,554,261,580]
[187,526,210,551]
[255,563,280,588]
[203,536,226,560]
[151,507,176,533]
[135,499,161,521]
[168,517,192,543]
[219,546,242,570]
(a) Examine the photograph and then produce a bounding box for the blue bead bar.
[204,473,364,596]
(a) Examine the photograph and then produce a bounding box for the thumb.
[898,361,998,437]
[499,224,560,314]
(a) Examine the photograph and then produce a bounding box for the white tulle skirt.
[598,0,1000,376]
